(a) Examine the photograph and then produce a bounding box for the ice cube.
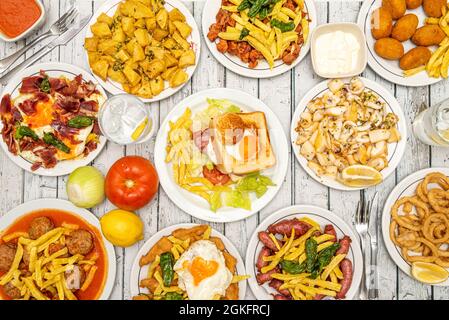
[110,101,125,115]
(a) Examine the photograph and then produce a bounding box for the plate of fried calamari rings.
[382,167,449,285]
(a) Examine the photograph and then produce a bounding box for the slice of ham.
[34,147,57,169]
[18,92,49,116]
[193,128,210,152]
[80,100,98,112]
[49,77,67,93]
[55,95,80,113]
[1,122,17,154]
[0,94,12,115]
[51,120,81,145]
[19,75,44,94]
[83,140,98,156]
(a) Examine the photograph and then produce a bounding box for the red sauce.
[0,0,42,38]
[0,209,108,300]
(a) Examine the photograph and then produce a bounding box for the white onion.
[67,166,105,208]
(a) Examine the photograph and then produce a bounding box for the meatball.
[48,243,69,257]
[2,282,21,299]
[28,217,54,240]
[65,266,86,290]
[66,229,93,255]
[0,243,16,272]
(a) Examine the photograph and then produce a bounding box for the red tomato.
[105,156,159,211]
[202,166,230,185]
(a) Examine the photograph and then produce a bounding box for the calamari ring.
[416,172,449,202]
[401,237,439,263]
[423,213,449,243]
[435,257,449,268]
[428,189,449,214]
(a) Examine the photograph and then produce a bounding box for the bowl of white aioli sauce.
[311,23,367,78]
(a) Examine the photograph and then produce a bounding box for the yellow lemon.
[411,262,449,284]
[131,117,148,141]
[100,209,144,247]
[339,165,383,188]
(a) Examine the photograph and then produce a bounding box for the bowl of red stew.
[0,0,46,42]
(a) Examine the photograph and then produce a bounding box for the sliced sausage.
[335,259,353,299]
[258,231,280,252]
[336,235,352,255]
[267,219,311,237]
[324,225,337,242]
[2,282,21,299]
[256,247,271,271]
[256,267,279,285]
[269,279,291,297]
[273,294,291,300]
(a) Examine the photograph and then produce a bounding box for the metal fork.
[0,7,78,74]
[354,192,372,300]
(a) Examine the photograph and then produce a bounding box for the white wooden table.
[0,0,448,300]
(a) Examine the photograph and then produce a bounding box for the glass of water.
[98,94,155,145]
[413,99,449,147]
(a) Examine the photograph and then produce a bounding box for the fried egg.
[225,129,259,162]
[174,240,233,300]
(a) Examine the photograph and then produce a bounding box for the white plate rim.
[201,0,317,79]
[129,223,247,299]
[290,76,407,191]
[0,62,108,177]
[245,204,363,300]
[357,0,442,87]
[0,198,117,300]
[84,0,201,103]
[381,167,449,286]
[154,87,289,223]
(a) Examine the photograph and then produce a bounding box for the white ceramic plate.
[0,62,108,177]
[357,0,442,87]
[0,198,117,300]
[85,0,201,102]
[291,77,407,191]
[154,88,289,223]
[245,205,363,300]
[202,0,317,79]
[382,167,449,286]
[130,223,247,299]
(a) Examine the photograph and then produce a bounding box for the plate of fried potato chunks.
[84,0,200,102]
[358,0,449,87]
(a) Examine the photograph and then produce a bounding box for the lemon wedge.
[131,117,148,141]
[100,209,144,247]
[339,165,383,187]
[411,262,449,284]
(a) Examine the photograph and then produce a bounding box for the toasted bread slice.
[209,112,276,175]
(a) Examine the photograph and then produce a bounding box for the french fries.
[214,0,309,68]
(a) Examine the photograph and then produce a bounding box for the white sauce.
[314,30,361,76]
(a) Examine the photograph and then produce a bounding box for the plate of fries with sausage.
[0,199,116,300]
[383,167,449,285]
[130,223,248,300]
[203,0,316,78]
[358,0,449,87]
[154,88,289,223]
[245,205,363,300]
[84,0,200,102]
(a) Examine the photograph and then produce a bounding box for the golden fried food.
[371,7,394,39]
[390,172,449,269]
[382,0,407,19]
[400,46,432,70]
[134,225,248,300]
[392,14,419,41]
[406,0,423,9]
[374,37,405,59]
[412,25,446,45]
[423,0,446,17]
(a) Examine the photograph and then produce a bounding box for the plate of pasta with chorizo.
[0,199,116,300]
[130,223,248,300]
[382,167,449,285]
[84,0,200,102]
[203,0,316,78]
[245,205,363,300]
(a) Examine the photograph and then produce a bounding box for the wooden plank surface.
[0,0,446,300]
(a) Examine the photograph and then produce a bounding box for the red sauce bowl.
[0,0,46,42]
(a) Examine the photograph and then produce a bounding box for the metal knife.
[0,14,92,85]
[367,192,379,299]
